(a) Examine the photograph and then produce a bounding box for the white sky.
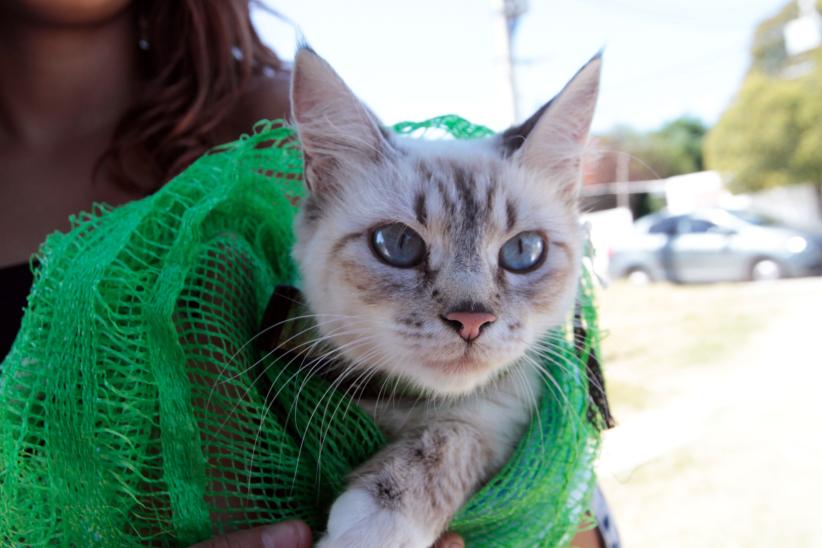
[254,0,789,133]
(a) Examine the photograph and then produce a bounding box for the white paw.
[316,488,433,548]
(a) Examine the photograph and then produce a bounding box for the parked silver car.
[608,209,822,283]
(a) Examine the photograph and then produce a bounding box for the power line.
[578,0,766,30]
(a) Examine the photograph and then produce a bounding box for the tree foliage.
[653,117,708,174]
[750,1,797,75]
[705,2,822,196]
[595,116,707,181]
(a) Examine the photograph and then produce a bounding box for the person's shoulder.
[216,68,292,142]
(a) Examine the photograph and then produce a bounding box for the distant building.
[580,171,729,218]
[781,0,821,78]
[784,0,822,56]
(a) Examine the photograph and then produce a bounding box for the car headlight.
[786,236,808,253]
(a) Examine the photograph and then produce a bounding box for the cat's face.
[291,48,600,396]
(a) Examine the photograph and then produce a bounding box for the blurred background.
[255,1,822,546]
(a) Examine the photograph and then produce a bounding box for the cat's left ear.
[500,52,602,198]
[290,46,390,193]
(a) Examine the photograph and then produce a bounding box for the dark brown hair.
[105,0,283,192]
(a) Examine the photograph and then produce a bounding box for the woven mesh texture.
[0,117,601,547]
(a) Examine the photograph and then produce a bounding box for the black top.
[1,262,33,360]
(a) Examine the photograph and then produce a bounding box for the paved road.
[596,279,822,548]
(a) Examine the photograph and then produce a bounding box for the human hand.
[188,520,463,548]
[189,521,312,548]
[433,531,465,548]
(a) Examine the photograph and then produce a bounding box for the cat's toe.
[317,488,432,548]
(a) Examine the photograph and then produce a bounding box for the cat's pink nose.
[444,311,496,342]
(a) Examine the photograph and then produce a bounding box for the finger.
[433,531,465,548]
[189,521,312,548]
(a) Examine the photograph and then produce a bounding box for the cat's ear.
[500,52,602,198]
[290,46,389,193]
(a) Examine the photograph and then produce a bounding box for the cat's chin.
[413,353,514,396]
[424,352,491,374]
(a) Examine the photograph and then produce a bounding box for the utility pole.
[494,0,528,123]
[616,151,631,210]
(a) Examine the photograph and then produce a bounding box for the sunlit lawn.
[595,277,822,548]
[597,279,806,416]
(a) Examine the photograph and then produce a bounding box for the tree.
[649,116,707,175]
[591,116,707,182]
[704,2,822,212]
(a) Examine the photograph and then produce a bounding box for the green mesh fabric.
[0,116,602,547]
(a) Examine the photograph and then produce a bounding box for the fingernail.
[447,540,464,548]
[291,522,311,547]
[261,522,302,548]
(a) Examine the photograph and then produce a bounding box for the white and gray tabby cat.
[289,47,601,547]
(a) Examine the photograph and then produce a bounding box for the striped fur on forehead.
[289,48,603,548]
[293,130,585,396]
[412,154,504,252]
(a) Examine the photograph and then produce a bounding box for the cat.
[289,46,601,548]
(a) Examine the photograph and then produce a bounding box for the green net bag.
[0,117,604,547]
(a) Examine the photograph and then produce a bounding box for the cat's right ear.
[499,52,602,199]
[290,47,389,193]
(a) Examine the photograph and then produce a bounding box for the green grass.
[595,277,822,548]
[597,279,812,413]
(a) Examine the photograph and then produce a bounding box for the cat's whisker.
[387,374,404,413]
[379,375,429,433]
[244,328,383,485]
[285,374,351,496]
[273,44,604,544]
[531,339,608,396]
[530,338,586,367]
[208,313,372,404]
[262,348,373,497]
[317,362,385,471]
[213,321,379,439]
[211,341,320,443]
[221,312,355,369]
[532,333,592,361]
[311,356,387,479]
[205,314,372,411]
[520,352,575,422]
[270,329,382,436]
[542,328,592,350]
[288,340,384,435]
[526,345,582,389]
[371,369,394,424]
[369,352,426,422]
[289,340,384,437]
[528,347,601,408]
[511,365,545,451]
[243,357,320,497]
[586,144,668,182]
[522,354,586,441]
[214,312,373,382]
[285,328,384,422]
[291,348,386,492]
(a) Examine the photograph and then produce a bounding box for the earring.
[137,12,150,51]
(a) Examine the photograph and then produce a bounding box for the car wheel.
[626,267,653,285]
[750,258,783,282]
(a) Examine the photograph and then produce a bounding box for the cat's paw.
[316,488,432,548]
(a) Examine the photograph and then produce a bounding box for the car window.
[648,216,682,235]
[679,218,717,234]
[728,210,780,227]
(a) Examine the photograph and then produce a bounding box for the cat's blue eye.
[370,223,426,268]
[499,231,546,273]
